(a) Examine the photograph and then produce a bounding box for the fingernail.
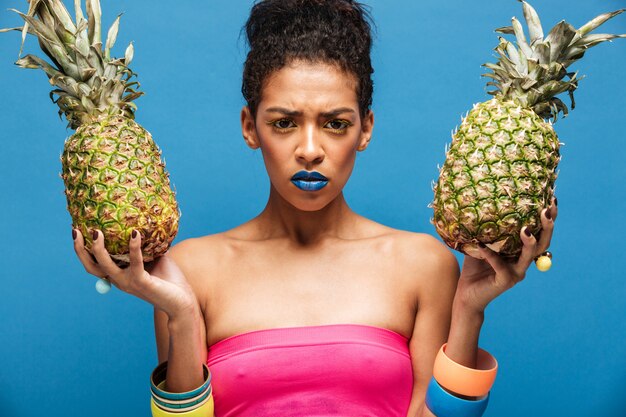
[524,227,532,237]
[72,229,77,240]
[132,230,137,239]
[92,230,98,241]
[545,209,552,220]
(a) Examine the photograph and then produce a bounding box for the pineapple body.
[1,0,185,266]
[61,115,180,265]
[433,98,559,258]
[429,1,624,259]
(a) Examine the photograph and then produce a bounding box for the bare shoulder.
[167,233,233,270]
[163,232,237,307]
[356,217,456,265]
[397,230,458,274]
[410,232,459,306]
[373,226,460,298]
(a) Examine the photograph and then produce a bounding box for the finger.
[123,229,155,296]
[90,229,123,279]
[73,228,106,278]
[477,244,510,278]
[536,207,555,254]
[515,226,537,278]
[550,196,558,222]
[128,230,145,277]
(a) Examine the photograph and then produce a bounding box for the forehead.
[260,61,358,109]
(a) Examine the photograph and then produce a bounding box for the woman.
[72,1,556,416]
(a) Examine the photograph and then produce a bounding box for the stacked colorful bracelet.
[425,343,498,417]
[150,361,215,417]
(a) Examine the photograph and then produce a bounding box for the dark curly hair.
[242,0,375,119]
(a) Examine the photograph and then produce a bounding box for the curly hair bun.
[242,0,375,118]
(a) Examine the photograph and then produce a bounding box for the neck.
[254,185,357,247]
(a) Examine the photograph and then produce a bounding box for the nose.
[294,124,325,165]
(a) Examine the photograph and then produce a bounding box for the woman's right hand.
[72,228,198,320]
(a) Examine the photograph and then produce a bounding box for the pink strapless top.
[206,324,413,417]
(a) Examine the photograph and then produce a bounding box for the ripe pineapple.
[2,0,180,266]
[432,1,624,259]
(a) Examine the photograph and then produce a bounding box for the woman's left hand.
[455,197,558,313]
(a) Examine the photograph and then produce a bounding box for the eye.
[325,119,352,132]
[271,118,296,130]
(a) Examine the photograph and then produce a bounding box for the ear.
[241,106,260,149]
[356,110,374,152]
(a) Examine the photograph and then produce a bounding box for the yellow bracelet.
[151,396,214,417]
[150,361,214,417]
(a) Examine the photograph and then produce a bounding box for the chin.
[276,185,338,212]
[288,194,334,212]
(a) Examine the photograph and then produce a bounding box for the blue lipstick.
[291,170,329,191]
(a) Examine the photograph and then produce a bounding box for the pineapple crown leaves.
[0,0,143,130]
[484,1,625,122]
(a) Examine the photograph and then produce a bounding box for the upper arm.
[405,235,460,416]
[153,238,209,365]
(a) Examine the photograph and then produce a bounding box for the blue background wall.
[1,1,624,416]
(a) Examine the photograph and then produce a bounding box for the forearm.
[444,298,484,368]
[414,301,485,417]
[164,306,206,392]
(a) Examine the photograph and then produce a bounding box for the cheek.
[327,144,359,181]
[263,137,291,161]
[260,148,282,172]
[257,140,291,179]
[255,129,279,158]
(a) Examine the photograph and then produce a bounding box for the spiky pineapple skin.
[61,115,180,266]
[433,99,560,258]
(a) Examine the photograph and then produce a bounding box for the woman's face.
[241,60,374,211]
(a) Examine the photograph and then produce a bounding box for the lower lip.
[291,179,329,191]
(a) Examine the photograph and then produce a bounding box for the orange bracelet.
[432,343,498,397]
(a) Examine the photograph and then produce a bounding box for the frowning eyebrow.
[264,107,356,118]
